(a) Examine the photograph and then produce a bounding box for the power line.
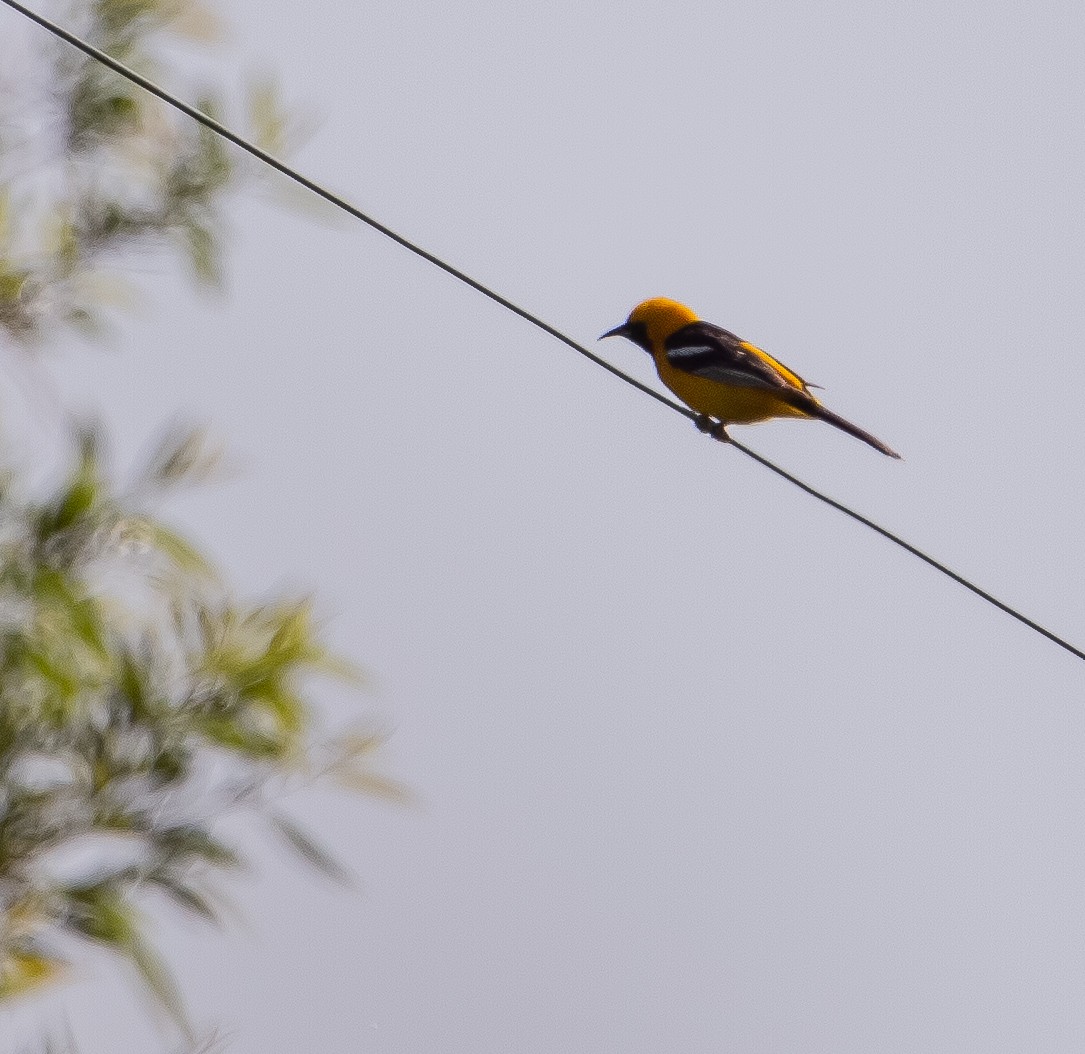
[729,437,1085,661]
[4,0,1082,665]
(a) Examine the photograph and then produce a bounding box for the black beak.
[600,322,632,341]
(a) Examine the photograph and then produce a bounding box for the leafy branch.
[0,428,396,1035]
[0,1,395,1045]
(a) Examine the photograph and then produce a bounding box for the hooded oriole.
[602,297,900,458]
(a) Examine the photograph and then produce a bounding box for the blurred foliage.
[0,0,401,1046]
[0,0,291,345]
[0,426,398,1035]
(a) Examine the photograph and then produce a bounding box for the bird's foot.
[694,416,730,443]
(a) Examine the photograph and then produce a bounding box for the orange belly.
[655,357,813,424]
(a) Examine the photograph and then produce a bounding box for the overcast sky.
[4,0,1085,1051]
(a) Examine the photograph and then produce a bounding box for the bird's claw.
[694,416,730,443]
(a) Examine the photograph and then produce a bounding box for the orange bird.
[602,297,900,458]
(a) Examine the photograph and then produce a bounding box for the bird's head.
[600,297,699,352]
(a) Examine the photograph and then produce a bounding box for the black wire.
[727,436,1085,662]
[4,0,1082,665]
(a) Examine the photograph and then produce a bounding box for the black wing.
[664,321,812,394]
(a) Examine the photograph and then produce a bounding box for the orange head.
[601,297,700,353]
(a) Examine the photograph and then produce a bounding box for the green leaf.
[65,884,137,945]
[149,748,188,785]
[334,767,415,806]
[270,813,351,884]
[64,305,104,337]
[333,729,386,761]
[151,875,219,924]
[41,476,97,537]
[0,948,66,1001]
[0,263,29,304]
[313,651,368,686]
[141,520,215,576]
[141,425,223,489]
[128,937,192,1040]
[155,826,240,868]
[199,716,286,759]
[247,76,287,155]
[117,647,150,718]
[104,94,138,123]
[258,687,305,737]
[38,428,103,537]
[183,221,219,285]
[33,568,109,663]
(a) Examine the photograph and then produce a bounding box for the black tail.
[813,405,901,459]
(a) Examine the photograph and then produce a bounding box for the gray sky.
[5,0,1085,1050]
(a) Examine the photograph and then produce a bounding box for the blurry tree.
[0,0,398,1045]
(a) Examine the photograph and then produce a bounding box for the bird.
[601,297,900,458]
